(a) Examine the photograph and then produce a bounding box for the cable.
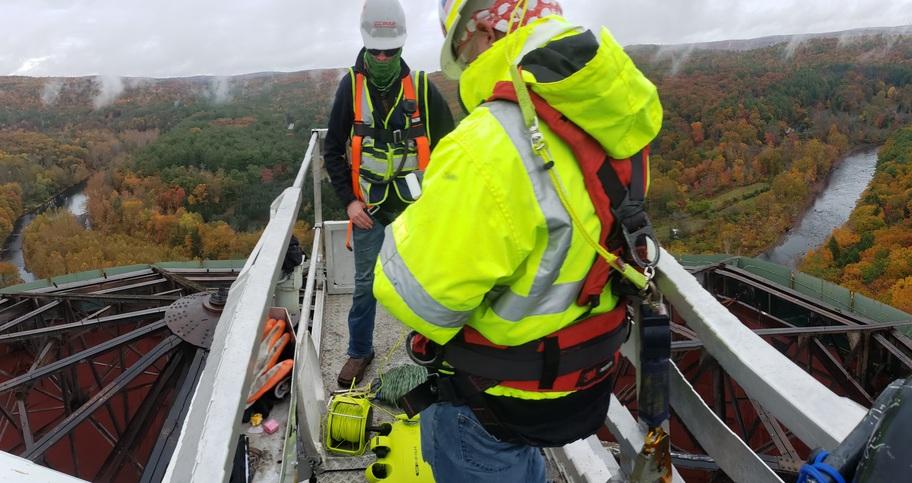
[545,156,648,289]
[329,399,368,443]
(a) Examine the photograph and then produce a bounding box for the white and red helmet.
[438,0,563,78]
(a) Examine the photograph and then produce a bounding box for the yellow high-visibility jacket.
[374,16,662,401]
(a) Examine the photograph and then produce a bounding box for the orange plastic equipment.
[246,360,294,405]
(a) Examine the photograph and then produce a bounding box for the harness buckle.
[613,194,660,270]
[392,129,404,145]
[529,119,547,153]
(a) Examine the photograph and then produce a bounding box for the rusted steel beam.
[153,268,207,294]
[714,267,912,369]
[95,348,187,482]
[672,321,912,351]
[16,397,33,451]
[23,335,182,460]
[0,320,167,393]
[10,292,180,304]
[812,340,874,405]
[748,398,803,473]
[0,307,168,343]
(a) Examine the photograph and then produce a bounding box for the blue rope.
[797,451,847,483]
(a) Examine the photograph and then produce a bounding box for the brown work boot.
[337,353,374,388]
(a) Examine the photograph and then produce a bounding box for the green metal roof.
[679,255,912,336]
[0,260,246,295]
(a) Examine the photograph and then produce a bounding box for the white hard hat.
[361,0,408,50]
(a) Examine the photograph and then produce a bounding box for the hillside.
[0,29,910,283]
[628,25,912,52]
[630,34,912,255]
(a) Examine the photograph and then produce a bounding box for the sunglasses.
[367,48,401,57]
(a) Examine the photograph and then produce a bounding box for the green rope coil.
[374,365,428,408]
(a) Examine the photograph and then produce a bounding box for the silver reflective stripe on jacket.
[484,101,582,322]
[379,224,474,328]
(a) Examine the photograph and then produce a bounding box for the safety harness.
[399,67,664,448]
[486,80,656,307]
[350,71,431,203]
[346,71,432,250]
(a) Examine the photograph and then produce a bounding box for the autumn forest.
[0,31,910,311]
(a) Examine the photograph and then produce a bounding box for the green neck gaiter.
[363,50,402,92]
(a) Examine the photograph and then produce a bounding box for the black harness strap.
[399,373,497,418]
[440,322,628,383]
[353,124,426,145]
[597,151,657,266]
[539,336,561,390]
[597,152,647,235]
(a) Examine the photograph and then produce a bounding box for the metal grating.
[319,294,411,400]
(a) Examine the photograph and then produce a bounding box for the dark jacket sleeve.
[424,79,455,150]
[323,72,357,208]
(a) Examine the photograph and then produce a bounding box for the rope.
[544,153,648,290]
[332,326,410,420]
[375,365,429,407]
[328,399,369,444]
[797,451,847,483]
[506,64,649,290]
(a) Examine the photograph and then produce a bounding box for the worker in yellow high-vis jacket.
[374,0,663,481]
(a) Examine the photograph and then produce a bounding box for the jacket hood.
[459,17,663,160]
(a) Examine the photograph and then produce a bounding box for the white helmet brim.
[439,0,491,79]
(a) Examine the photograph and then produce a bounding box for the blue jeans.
[420,403,546,483]
[347,221,385,359]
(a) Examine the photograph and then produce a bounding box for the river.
[764,148,879,268]
[1,185,88,283]
[0,149,881,281]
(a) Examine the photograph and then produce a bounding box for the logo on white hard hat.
[361,0,408,49]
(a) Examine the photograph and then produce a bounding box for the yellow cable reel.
[324,394,373,456]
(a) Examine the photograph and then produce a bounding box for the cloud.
[124,77,154,89]
[92,76,124,109]
[208,77,234,104]
[1,0,911,77]
[652,45,697,76]
[784,34,812,59]
[41,78,63,105]
[13,56,52,75]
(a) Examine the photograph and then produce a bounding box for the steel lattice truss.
[0,267,239,482]
[611,264,912,482]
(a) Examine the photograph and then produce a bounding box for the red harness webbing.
[419,82,651,393]
[488,81,649,306]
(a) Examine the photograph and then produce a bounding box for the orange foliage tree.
[800,127,912,311]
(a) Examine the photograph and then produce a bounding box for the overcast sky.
[2,0,911,78]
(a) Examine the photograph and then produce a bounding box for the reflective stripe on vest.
[380,223,474,328]
[351,70,430,204]
[377,101,589,330]
[484,101,581,322]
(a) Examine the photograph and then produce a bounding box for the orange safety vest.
[350,71,431,203]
